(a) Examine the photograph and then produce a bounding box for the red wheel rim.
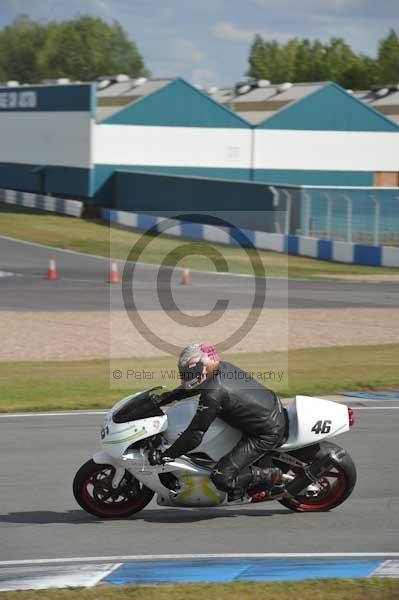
[286,465,347,511]
[81,467,145,517]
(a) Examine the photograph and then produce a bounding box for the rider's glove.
[148,449,174,466]
[154,391,175,406]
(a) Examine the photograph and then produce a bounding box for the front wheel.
[73,459,154,518]
[278,442,357,512]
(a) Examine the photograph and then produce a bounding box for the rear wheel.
[278,442,357,512]
[73,459,154,518]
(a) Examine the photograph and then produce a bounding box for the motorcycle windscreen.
[112,390,164,423]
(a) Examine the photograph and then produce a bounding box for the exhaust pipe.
[286,449,346,497]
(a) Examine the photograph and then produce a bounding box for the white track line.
[0,234,297,281]
[0,411,107,418]
[89,563,122,587]
[0,235,110,261]
[2,234,398,284]
[0,408,388,419]
[2,553,399,566]
[354,406,399,410]
[0,406,398,418]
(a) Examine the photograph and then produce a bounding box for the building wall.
[254,129,399,173]
[253,169,373,186]
[0,84,94,197]
[1,79,398,204]
[93,79,252,199]
[94,82,399,199]
[93,124,252,198]
[253,83,399,188]
[259,82,399,132]
[113,170,277,231]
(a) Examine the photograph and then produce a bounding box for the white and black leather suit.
[161,361,287,494]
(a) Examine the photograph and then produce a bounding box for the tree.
[377,29,399,83]
[247,34,271,80]
[246,30,399,89]
[248,37,300,83]
[281,39,301,81]
[323,38,358,83]
[37,16,148,81]
[0,15,47,83]
[340,55,379,90]
[306,40,328,81]
[0,15,148,83]
[293,39,316,82]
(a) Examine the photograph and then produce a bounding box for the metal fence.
[269,185,399,246]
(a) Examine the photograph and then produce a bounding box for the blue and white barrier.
[101,208,399,268]
[0,188,83,218]
[1,555,398,590]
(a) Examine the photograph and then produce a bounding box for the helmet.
[178,342,220,390]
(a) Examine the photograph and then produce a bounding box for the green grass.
[1,203,398,279]
[1,579,398,600]
[1,344,398,412]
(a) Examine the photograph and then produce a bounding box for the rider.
[150,342,287,499]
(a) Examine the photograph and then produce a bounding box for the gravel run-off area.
[1,307,398,361]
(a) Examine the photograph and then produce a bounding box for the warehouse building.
[252,82,399,186]
[94,77,251,201]
[0,83,94,197]
[0,77,398,208]
[208,81,399,124]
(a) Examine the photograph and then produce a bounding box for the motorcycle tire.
[278,441,357,512]
[73,459,154,518]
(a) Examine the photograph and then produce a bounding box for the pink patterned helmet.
[178,342,220,389]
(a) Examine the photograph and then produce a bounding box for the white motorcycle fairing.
[163,395,350,455]
[94,394,351,508]
[99,391,168,460]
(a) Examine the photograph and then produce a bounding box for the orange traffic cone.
[109,259,119,283]
[47,256,57,280]
[181,268,191,285]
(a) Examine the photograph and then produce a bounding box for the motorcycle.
[73,387,357,518]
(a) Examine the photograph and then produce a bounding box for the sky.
[0,0,397,87]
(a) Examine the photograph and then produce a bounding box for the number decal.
[311,420,332,434]
[100,425,109,440]
[321,420,332,433]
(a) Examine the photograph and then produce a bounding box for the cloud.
[211,21,292,44]
[245,1,398,55]
[191,66,219,86]
[252,0,399,18]
[1,0,116,22]
[211,22,257,42]
[149,38,206,77]
[169,39,205,66]
[1,0,397,86]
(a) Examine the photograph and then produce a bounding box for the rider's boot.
[227,466,285,502]
[227,488,246,502]
[246,466,286,499]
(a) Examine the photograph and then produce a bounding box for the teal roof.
[258,83,399,132]
[101,78,249,128]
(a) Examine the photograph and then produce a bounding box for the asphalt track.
[2,400,399,561]
[1,235,399,563]
[1,236,399,311]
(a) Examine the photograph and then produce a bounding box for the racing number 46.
[311,420,332,434]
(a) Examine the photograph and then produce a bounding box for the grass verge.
[1,203,398,279]
[1,579,399,600]
[0,344,398,412]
